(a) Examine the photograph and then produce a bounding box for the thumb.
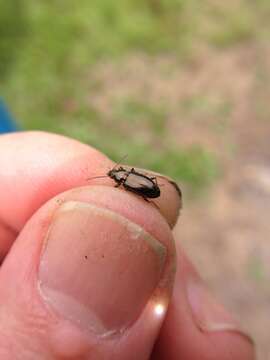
[0,186,176,359]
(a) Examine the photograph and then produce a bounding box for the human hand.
[0,132,255,359]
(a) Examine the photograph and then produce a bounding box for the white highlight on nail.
[154,303,165,317]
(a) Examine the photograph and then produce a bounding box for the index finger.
[0,131,181,257]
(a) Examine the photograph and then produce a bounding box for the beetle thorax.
[108,169,127,181]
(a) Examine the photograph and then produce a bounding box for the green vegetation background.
[1,0,269,191]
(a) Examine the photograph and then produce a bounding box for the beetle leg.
[150,201,160,209]
[149,176,158,183]
[122,172,130,185]
[114,177,126,188]
[142,196,160,209]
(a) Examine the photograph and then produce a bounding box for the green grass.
[207,5,256,47]
[248,253,266,284]
[16,96,218,192]
[0,1,28,80]
[3,0,269,192]
[112,98,167,136]
[181,96,232,119]
[1,0,195,128]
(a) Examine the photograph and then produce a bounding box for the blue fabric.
[0,100,18,133]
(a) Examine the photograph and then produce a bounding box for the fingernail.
[38,201,166,336]
[126,166,183,228]
[187,275,254,345]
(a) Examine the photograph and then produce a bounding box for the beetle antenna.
[87,155,128,181]
[111,154,128,171]
[86,175,108,181]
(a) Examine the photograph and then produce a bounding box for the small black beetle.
[108,166,160,200]
[88,163,161,201]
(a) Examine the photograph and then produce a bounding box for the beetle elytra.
[87,160,161,201]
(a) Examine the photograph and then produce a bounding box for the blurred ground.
[179,162,270,360]
[84,46,270,359]
[171,46,270,360]
[1,1,270,359]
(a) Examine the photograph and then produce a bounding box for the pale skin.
[0,132,255,359]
